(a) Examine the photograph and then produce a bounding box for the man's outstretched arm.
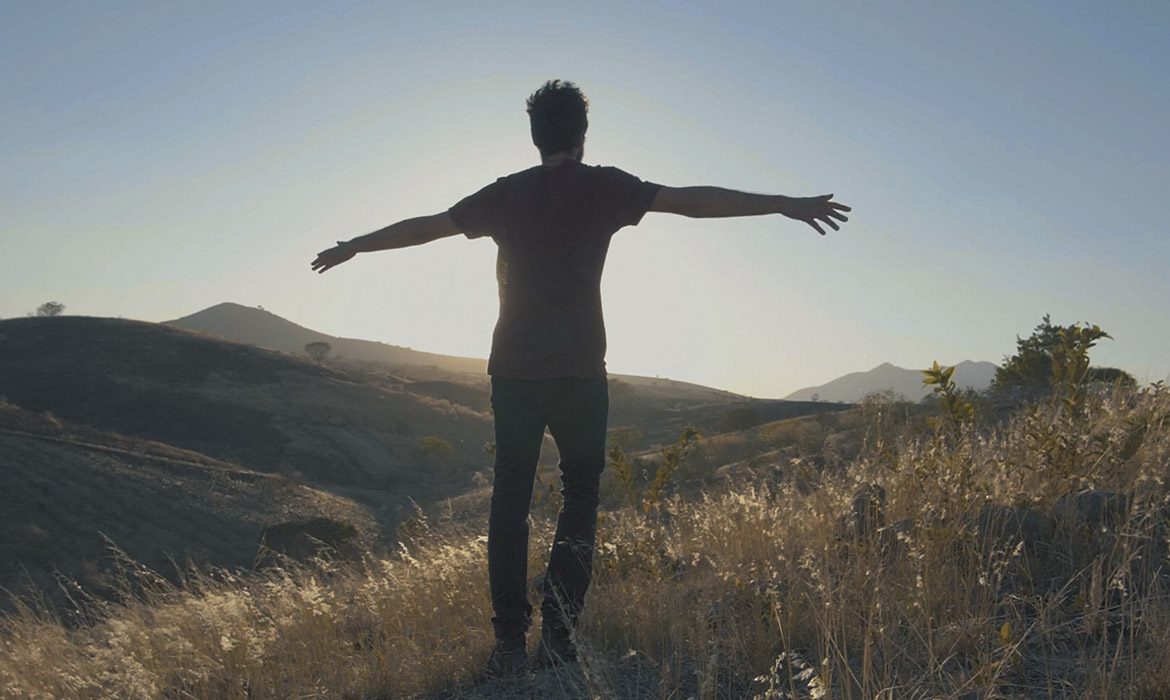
[311,212,460,274]
[648,186,850,235]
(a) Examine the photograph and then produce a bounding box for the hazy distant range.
[167,302,997,403]
[785,360,998,403]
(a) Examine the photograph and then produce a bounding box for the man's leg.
[488,378,546,645]
[539,377,609,634]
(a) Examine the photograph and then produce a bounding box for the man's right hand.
[311,241,358,274]
[780,194,851,236]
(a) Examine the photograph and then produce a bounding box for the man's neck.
[541,149,582,167]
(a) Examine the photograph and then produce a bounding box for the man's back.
[448,159,660,379]
[310,79,848,680]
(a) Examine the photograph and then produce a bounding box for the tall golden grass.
[3,384,1168,698]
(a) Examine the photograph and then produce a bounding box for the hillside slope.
[0,317,494,493]
[166,302,487,374]
[167,302,754,403]
[0,402,377,612]
[164,303,856,441]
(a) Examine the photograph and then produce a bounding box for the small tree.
[36,301,65,317]
[993,314,1062,397]
[304,341,331,365]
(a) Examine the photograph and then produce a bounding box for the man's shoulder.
[475,163,648,197]
[490,162,638,178]
[480,165,544,190]
[583,163,638,176]
[568,163,649,189]
[587,164,653,187]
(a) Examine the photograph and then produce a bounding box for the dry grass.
[1,532,494,699]
[3,385,1169,698]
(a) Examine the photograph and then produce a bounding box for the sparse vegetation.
[720,406,763,433]
[3,383,1170,698]
[4,314,1167,698]
[0,317,496,488]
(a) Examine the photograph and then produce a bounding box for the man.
[311,80,849,678]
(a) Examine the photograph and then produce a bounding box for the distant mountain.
[166,302,488,375]
[785,360,998,403]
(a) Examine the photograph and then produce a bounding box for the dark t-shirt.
[448,160,661,378]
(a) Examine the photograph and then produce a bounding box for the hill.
[166,302,489,374]
[0,401,378,614]
[0,315,843,493]
[166,302,751,403]
[0,315,850,615]
[7,381,1168,697]
[0,316,495,494]
[163,302,852,444]
[785,359,998,402]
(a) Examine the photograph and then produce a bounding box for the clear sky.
[3,1,1168,397]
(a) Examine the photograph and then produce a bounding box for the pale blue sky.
[3,1,1167,397]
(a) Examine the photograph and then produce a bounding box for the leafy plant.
[608,443,639,508]
[922,361,974,436]
[643,426,701,512]
[605,426,701,511]
[1050,323,1110,413]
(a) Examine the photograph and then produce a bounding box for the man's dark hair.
[526,80,588,158]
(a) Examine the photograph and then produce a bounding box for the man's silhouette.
[312,79,849,678]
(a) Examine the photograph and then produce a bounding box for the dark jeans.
[488,376,609,643]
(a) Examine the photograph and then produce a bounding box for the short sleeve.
[599,167,662,230]
[448,177,509,239]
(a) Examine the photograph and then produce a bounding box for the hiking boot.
[534,621,578,668]
[484,639,529,679]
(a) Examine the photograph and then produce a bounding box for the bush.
[993,315,1131,408]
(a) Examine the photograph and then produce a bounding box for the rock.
[833,483,888,543]
[822,430,862,469]
[968,504,1053,554]
[851,483,887,538]
[876,518,915,560]
[258,517,362,564]
[1053,490,1132,531]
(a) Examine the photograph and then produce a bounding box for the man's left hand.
[783,194,851,236]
